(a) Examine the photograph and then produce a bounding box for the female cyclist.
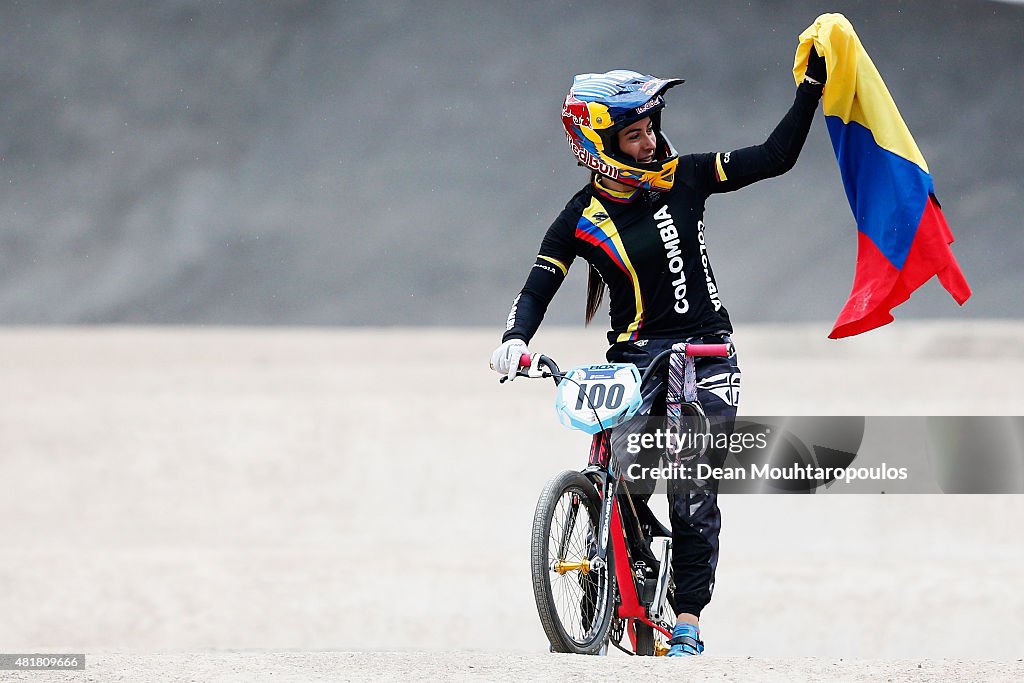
[491,51,827,656]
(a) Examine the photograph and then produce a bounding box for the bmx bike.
[500,342,730,655]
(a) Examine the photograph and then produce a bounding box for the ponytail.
[585,264,605,326]
[585,172,606,326]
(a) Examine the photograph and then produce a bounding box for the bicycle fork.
[551,474,615,576]
[590,474,616,571]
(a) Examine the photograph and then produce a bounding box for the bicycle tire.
[530,470,615,655]
[634,622,655,656]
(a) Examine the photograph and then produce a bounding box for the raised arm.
[707,50,827,194]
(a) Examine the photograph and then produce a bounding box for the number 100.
[575,382,625,410]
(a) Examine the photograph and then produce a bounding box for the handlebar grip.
[518,353,532,368]
[685,343,730,357]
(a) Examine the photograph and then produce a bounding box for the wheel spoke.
[534,474,613,654]
[544,485,610,645]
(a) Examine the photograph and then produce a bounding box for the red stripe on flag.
[829,197,971,339]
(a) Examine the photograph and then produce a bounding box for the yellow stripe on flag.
[793,13,929,173]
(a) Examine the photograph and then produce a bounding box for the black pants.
[606,335,740,617]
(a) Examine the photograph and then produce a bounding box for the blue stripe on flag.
[825,116,934,270]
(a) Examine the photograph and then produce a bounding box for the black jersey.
[503,83,822,345]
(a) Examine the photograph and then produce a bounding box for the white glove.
[490,338,529,380]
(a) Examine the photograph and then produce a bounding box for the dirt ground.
[1,324,1022,678]
[1,652,1022,682]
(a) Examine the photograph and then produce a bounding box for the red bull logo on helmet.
[634,95,663,117]
[562,97,591,128]
[566,133,621,179]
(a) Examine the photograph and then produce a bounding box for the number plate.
[554,363,642,434]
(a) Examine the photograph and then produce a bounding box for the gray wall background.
[1,0,1021,326]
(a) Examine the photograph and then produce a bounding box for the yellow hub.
[552,559,591,575]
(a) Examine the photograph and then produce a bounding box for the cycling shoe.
[666,622,704,656]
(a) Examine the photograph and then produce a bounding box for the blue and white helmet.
[561,70,684,191]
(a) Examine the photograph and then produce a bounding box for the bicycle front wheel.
[530,470,614,654]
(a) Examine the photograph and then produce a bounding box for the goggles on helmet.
[561,70,684,191]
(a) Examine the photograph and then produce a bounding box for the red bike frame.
[609,500,672,649]
[515,342,731,654]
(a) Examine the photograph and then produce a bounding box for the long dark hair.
[584,171,606,326]
[585,264,605,325]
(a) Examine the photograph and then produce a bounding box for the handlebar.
[500,343,730,385]
[683,343,731,357]
[640,343,731,384]
[498,352,562,385]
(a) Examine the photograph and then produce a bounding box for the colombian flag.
[794,14,971,339]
